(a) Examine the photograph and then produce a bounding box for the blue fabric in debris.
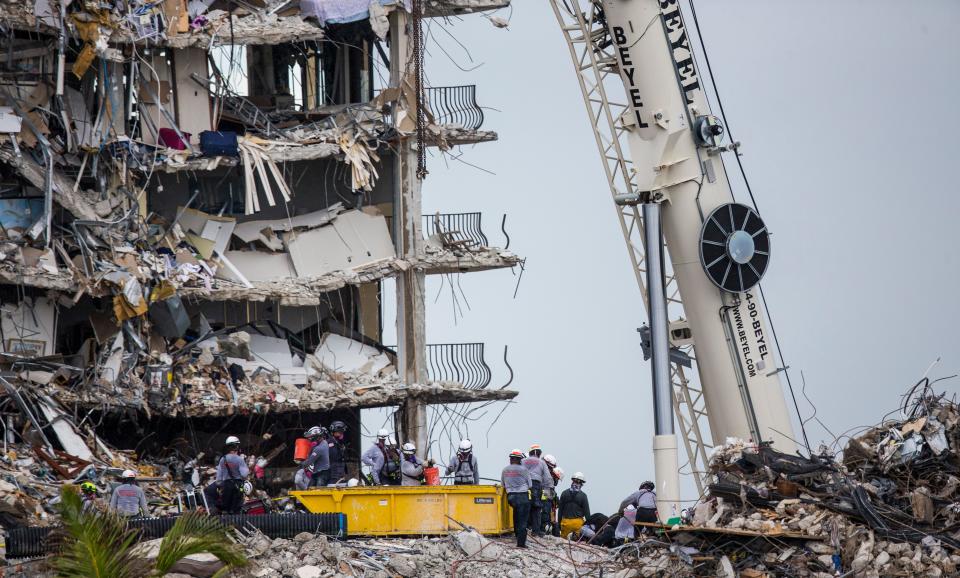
[301,0,410,25]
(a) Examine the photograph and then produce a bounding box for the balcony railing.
[385,342,495,389]
[425,85,484,131]
[423,212,489,249]
[387,212,510,250]
[426,343,492,390]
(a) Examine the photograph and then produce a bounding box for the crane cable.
[687,0,812,455]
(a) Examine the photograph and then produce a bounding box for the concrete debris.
[242,530,651,578]
[679,381,960,576]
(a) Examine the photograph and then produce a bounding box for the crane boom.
[553,0,798,517]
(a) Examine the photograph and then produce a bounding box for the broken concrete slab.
[314,333,393,376]
[287,209,396,278]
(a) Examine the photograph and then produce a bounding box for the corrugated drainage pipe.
[5,512,346,559]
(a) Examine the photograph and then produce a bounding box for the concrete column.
[389,10,428,458]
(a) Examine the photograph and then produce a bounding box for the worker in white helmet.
[446,439,479,485]
[522,444,550,537]
[361,429,400,485]
[558,472,590,539]
[400,442,426,486]
[296,426,329,489]
[541,454,559,534]
[109,469,148,518]
[216,435,250,514]
[501,449,533,548]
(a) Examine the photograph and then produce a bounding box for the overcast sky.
[370,0,960,514]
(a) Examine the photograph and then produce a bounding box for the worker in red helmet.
[501,449,533,548]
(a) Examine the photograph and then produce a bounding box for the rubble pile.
[243,530,657,578]
[688,381,960,576]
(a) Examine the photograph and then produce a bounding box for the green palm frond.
[52,486,146,578]
[152,512,247,576]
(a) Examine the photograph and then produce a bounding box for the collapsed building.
[0,0,519,524]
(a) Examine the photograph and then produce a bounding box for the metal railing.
[385,342,493,389]
[423,212,489,249]
[425,343,492,390]
[386,212,510,249]
[425,85,484,131]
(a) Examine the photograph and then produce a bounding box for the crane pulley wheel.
[699,203,770,293]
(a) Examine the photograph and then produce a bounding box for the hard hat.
[543,454,557,467]
[640,480,655,491]
[554,466,565,481]
[459,439,473,452]
[225,435,240,446]
[121,469,137,479]
[347,478,359,487]
[305,426,323,438]
[509,449,524,459]
[377,429,389,439]
[80,481,97,495]
[572,472,586,483]
[329,420,347,433]
[529,443,541,452]
[402,442,416,454]
[242,480,253,495]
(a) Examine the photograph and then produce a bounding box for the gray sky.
[373,0,960,514]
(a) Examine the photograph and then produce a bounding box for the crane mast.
[553,0,797,518]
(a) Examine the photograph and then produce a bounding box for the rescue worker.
[216,435,250,514]
[501,449,532,548]
[361,429,401,485]
[109,470,149,518]
[446,439,479,485]
[327,420,348,483]
[400,442,428,485]
[619,481,658,524]
[558,472,590,538]
[521,444,550,537]
[80,481,100,513]
[614,505,638,544]
[550,465,565,536]
[541,454,559,534]
[300,426,330,488]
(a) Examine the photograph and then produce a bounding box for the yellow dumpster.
[291,484,513,536]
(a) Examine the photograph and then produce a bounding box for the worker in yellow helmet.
[80,481,100,513]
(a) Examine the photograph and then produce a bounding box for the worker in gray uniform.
[301,426,330,488]
[216,435,250,514]
[109,469,148,517]
[400,442,429,485]
[619,481,658,524]
[501,449,533,548]
[361,429,396,485]
[521,444,550,537]
[446,439,479,484]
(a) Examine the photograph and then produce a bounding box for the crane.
[550,0,798,521]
